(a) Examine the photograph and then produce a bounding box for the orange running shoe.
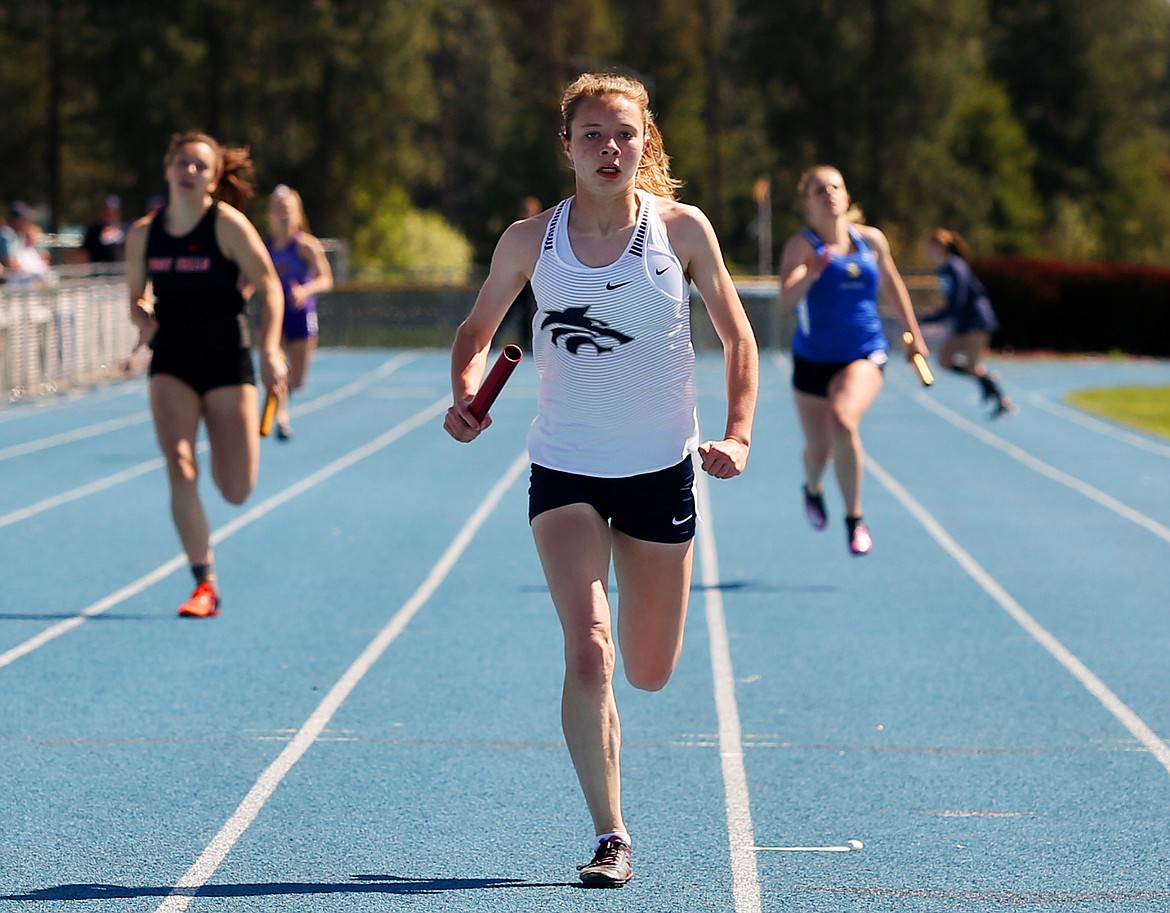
[178,581,221,618]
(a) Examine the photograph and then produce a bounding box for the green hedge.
[973,257,1170,356]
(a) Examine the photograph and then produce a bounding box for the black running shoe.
[803,485,828,531]
[577,836,633,888]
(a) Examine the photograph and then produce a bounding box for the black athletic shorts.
[150,348,256,396]
[792,350,888,397]
[528,457,696,544]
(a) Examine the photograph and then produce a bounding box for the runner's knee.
[565,624,616,688]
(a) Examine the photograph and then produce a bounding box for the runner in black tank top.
[125,133,286,619]
[146,200,256,394]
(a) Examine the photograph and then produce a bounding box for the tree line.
[4,0,1170,275]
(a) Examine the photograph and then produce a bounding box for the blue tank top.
[266,233,317,325]
[791,227,887,363]
[146,202,250,354]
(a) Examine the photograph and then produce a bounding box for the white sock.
[595,831,631,849]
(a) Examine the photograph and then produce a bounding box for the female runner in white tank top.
[444,73,758,887]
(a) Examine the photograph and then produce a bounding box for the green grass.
[1066,386,1170,439]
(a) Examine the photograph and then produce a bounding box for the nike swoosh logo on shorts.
[671,515,693,526]
[605,280,630,290]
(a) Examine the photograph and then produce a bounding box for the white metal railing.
[0,265,138,403]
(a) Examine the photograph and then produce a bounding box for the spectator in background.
[2,202,51,284]
[0,211,14,280]
[81,195,127,263]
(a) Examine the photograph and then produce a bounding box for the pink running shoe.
[847,519,873,556]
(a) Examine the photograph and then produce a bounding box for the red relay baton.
[468,344,523,421]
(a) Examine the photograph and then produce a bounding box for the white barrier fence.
[0,266,138,403]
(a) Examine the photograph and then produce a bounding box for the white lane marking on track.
[0,553,190,669]
[283,352,418,420]
[0,395,448,671]
[867,455,1170,778]
[911,390,1170,546]
[755,840,864,852]
[0,411,151,461]
[694,472,762,913]
[0,455,167,529]
[1028,392,1170,459]
[0,354,417,529]
[152,450,529,913]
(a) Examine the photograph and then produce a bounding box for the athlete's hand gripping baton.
[903,332,934,386]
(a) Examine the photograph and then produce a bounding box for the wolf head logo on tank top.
[532,199,645,357]
[539,305,633,354]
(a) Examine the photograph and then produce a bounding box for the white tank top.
[527,191,699,477]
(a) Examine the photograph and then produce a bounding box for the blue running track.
[2,348,1170,912]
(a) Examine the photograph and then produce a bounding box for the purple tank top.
[266,234,317,333]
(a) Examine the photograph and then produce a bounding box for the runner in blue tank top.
[264,185,334,439]
[792,226,886,363]
[444,73,758,887]
[779,165,928,555]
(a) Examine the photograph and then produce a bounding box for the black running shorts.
[792,350,887,397]
[150,348,256,396]
[528,457,696,544]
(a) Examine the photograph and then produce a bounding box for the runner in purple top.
[264,185,334,440]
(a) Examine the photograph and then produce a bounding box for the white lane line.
[0,411,151,461]
[911,391,1170,546]
[0,397,448,671]
[283,352,418,419]
[0,553,190,669]
[0,455,167,529]
[153,450,529,913]
[775,352,1170,770]
[867,454,1170,777]
[0,354,417,530]
[695,472,762,913]
[755,840,864,852]
[1028,392,1170,459]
